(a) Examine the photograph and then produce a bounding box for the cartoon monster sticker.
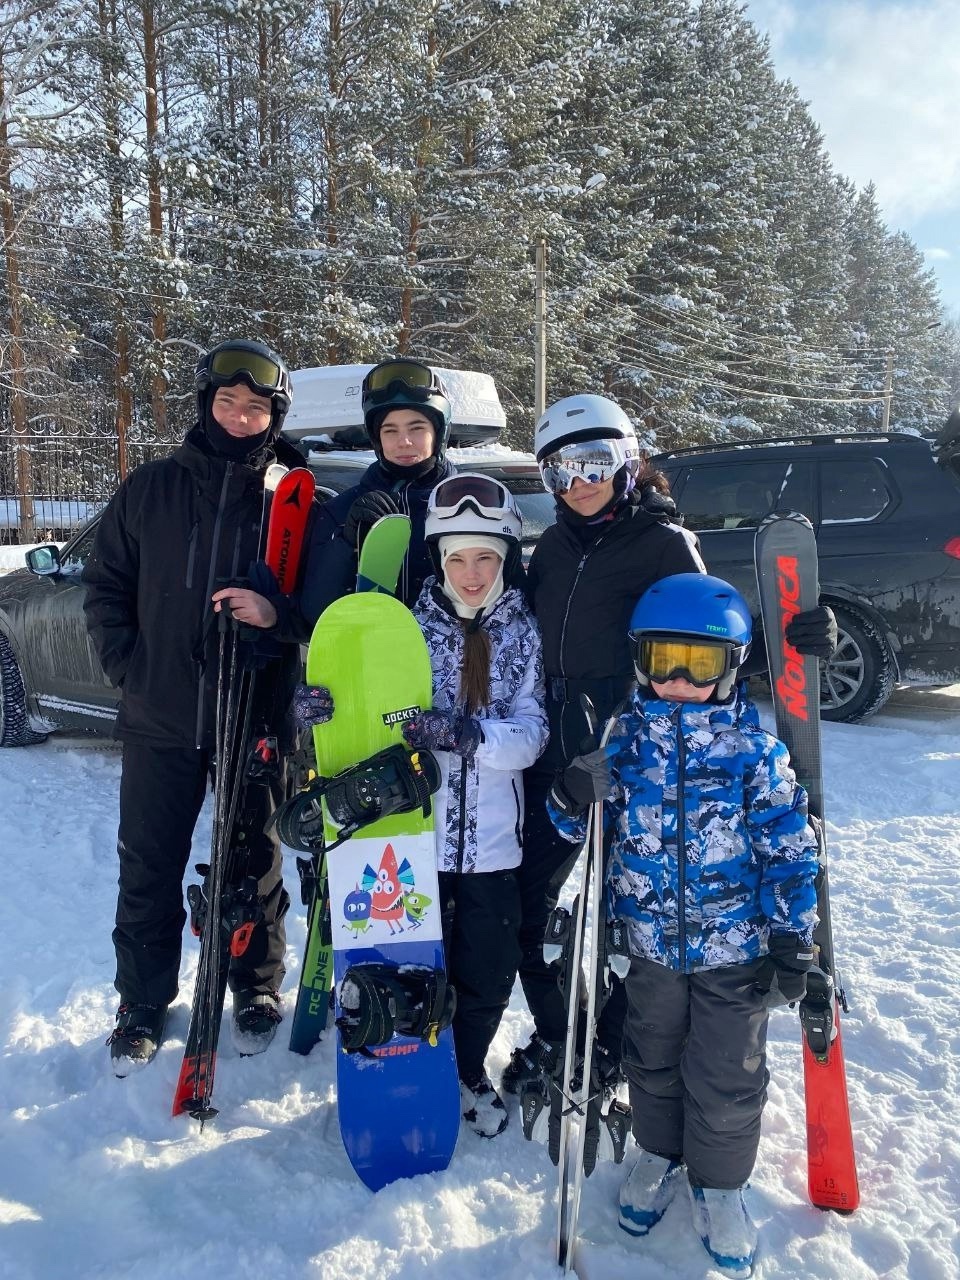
[342,884,372,936]
[362,843,415,935]
[403,891,432,929]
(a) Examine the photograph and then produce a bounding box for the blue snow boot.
[618,1149,684,1236]
[689,1182,758,1278]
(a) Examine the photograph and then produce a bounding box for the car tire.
[0,632,48,747]
[820,604,896,724]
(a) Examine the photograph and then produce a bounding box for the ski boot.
[689,1182,758,1278]
[618,1149,685,1236]
[108,1003,167,1077]
[231,990,282,1056]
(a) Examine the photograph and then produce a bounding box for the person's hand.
[292,683,335,730]
[211,587,277,628]
[786,604,837,659]
[402,709,481,759]
[342,491,400,551]
[757,933,814,1007]
[549,746,613,816]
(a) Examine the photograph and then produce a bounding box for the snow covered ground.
[1,690,958,1280]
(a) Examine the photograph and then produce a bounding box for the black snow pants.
[621,956,771,1189]
[113,742,290,1008]
[438,868,522,1086]
[517,770,625,1054]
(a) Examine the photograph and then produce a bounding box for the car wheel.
[0,632,48,747]
[820,604,896,724]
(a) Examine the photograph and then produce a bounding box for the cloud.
[745,1,960,224]
[923,247,952,261]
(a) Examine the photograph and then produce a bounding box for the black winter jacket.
[82,426,306,750]
[528,499,704,773]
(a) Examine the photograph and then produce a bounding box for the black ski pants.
[517,771,625,1054]
[621,956,770,1189]
[438,868,521,1087]
[114,742,289,1008]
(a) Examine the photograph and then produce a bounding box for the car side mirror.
[25,544,63,576]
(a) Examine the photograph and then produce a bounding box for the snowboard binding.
[336,962,456,1053]
[270,743,442,853]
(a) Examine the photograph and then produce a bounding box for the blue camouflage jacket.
[548,687,819,972]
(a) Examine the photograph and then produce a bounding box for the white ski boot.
[618,1149,684,1236]
[460,1073,509,1137]
[689,1182,758,1278]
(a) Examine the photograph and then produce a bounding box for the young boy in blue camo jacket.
[547,573,819,1279]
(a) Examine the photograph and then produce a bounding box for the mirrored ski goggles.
[430,474,513,519]
[363,360,435,396]
[634,637,732,686]
[209,348,284,393]
[539,437,635,495]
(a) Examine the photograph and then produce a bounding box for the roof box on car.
[283,363,505,451]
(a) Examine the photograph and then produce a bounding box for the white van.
[284,364,505,450]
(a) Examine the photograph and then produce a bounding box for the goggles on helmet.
[363,360,436,396]
[208,347,286,396]
[539,437,638,496]
[634,637,732,687]
[430,474,514,521]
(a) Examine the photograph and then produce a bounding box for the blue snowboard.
[307,591,460,1190]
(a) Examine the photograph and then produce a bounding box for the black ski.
[754,512,860,1213]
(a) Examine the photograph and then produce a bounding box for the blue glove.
[403,709,482,759]
[293,683,335,730]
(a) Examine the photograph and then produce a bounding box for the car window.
[60,523,99,574]
[820,458,891,522]
[509,490,555,541]
[677,462,793,531]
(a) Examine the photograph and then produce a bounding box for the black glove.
[342,491,400,552]
[549,746,613,817]
[403,709,482,760]
[758,934,815,1007]
[292,682,335,730]
[786,604,837,660]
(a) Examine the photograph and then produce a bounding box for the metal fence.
[0,412,177,546]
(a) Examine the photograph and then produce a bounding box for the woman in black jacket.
[504,394,836,1125]
[83,339,306,1074]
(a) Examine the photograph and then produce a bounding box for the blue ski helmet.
[628,573,753,700]
[361,358,452,467]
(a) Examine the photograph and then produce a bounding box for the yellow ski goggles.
[636,637,731,686]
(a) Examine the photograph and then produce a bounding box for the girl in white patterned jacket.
[400,473,548,1138]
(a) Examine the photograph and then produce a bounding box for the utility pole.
[881,348,894,431]
[533,238,548,419]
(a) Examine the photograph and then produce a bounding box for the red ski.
[172,464,315,1120]
[755,513,860,1214]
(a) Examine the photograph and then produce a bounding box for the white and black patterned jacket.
[413,582,549,874]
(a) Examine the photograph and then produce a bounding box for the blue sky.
[744,0,960,316]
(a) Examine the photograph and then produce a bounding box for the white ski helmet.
[534,393,640,495]
[424,472,522,582]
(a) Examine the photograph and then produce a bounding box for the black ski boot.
[231,990,282,1056]
[501,1033,561,1096]
[108,1003,167,1077]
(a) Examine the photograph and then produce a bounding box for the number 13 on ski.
[755,513,860,1214]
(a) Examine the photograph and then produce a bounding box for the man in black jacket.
[83,339,305,1075]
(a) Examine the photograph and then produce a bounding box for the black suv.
[654,431,960,722]
[0,449,552,745]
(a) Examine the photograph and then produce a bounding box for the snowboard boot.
[231,990,282,1056]
[108,1003,167,1077]
[689,1182,758,1278]
[501,1033,561,1096]
[618,1149,684,1236]
[460,1073,509,1138]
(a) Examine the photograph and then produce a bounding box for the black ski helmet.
[361,358,452,468]
[195,338,293,438]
